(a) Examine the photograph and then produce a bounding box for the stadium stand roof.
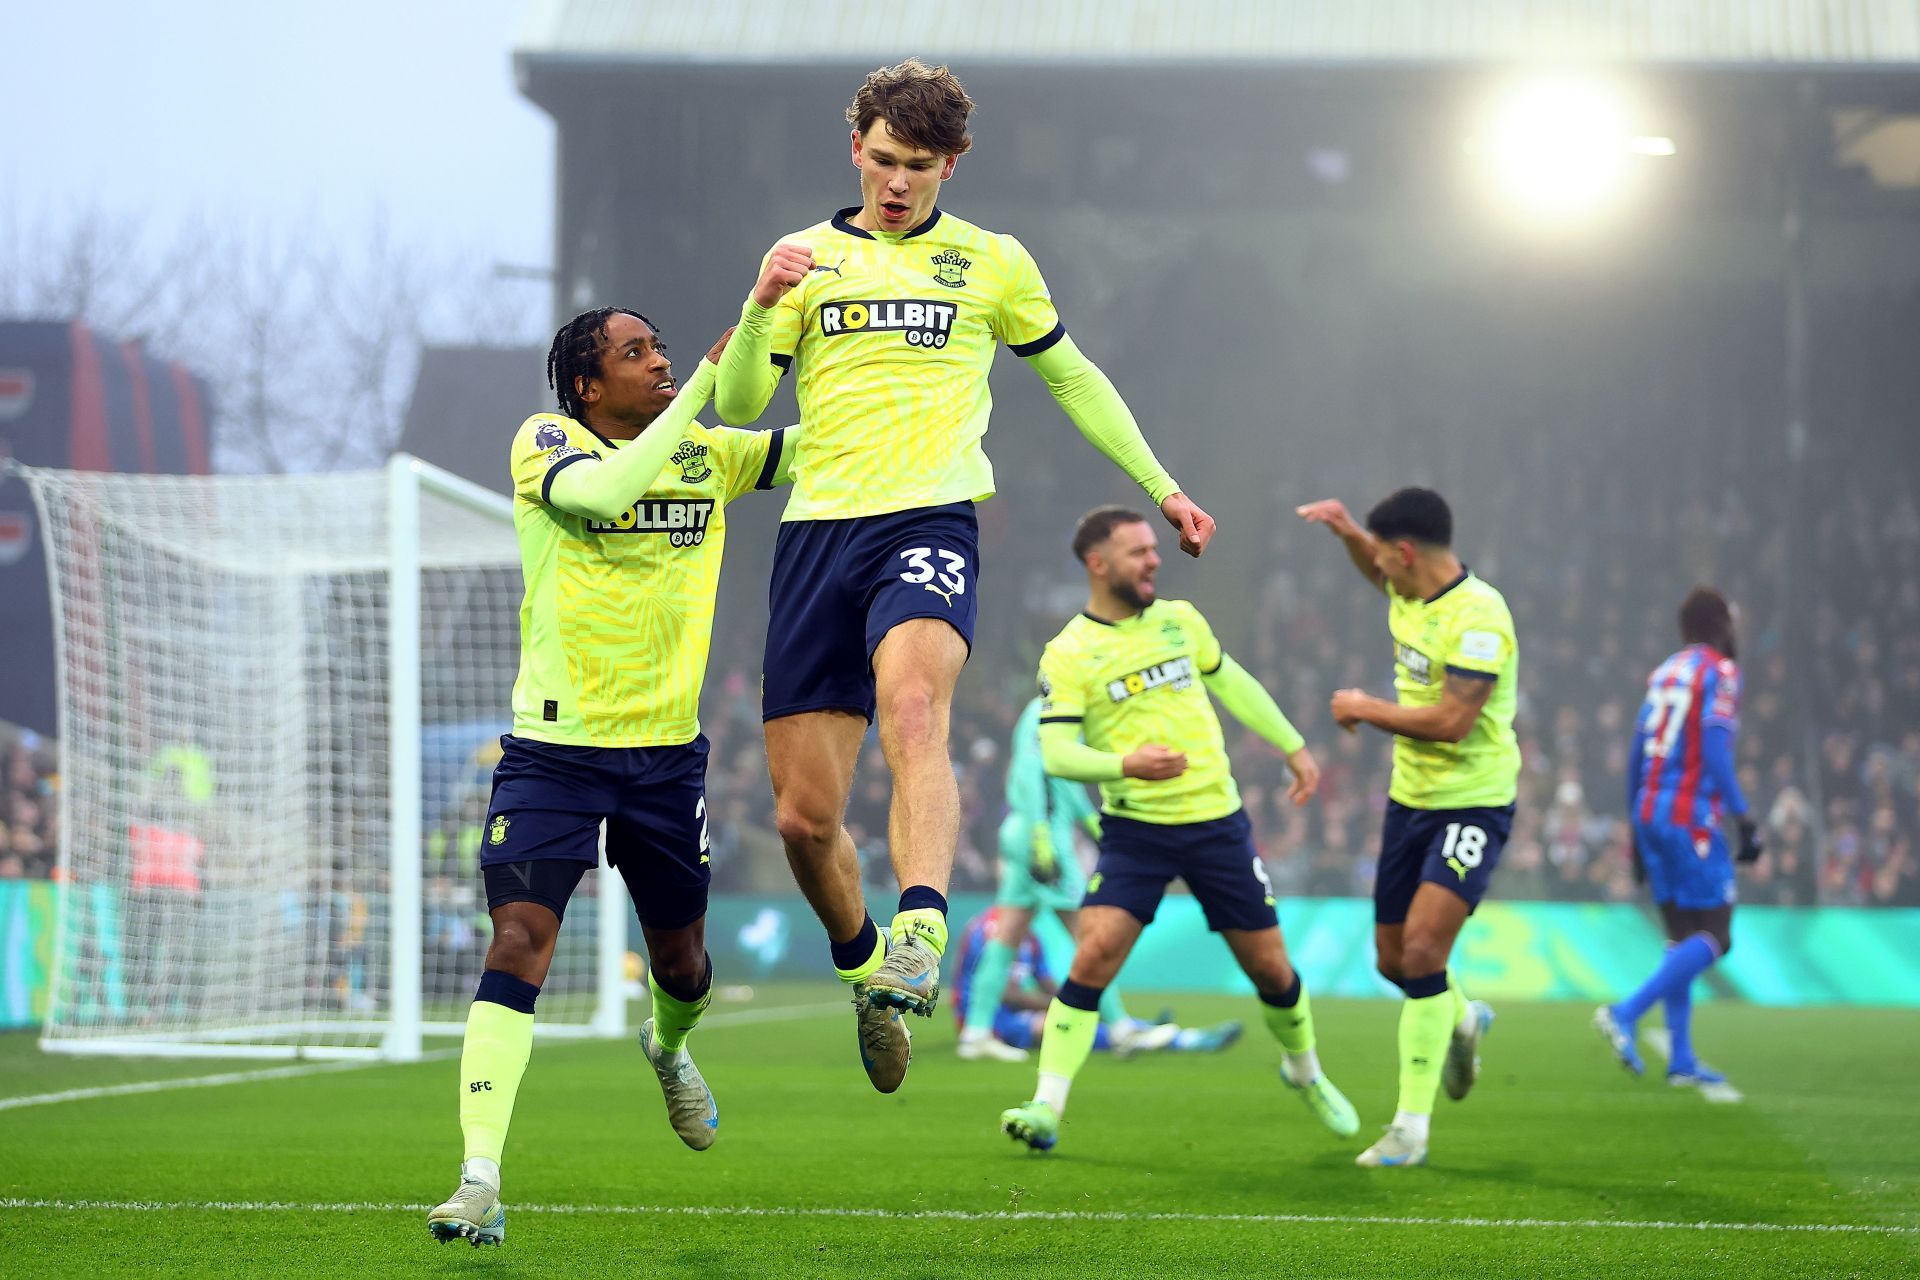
[516,0,1920,68]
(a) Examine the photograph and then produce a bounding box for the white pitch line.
[0,1001,846,1113]
[0,1051,460,1114]
[0,1198,1912,1237]
[684,1000,851,1027]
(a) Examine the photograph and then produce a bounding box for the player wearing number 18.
[714,59,1212,1092]
[1297,487,1520,1169]
[427,312,794,1247]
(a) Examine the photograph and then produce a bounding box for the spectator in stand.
[1,728,58,880]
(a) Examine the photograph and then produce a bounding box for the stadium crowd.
[0,725,58,882]
[5,563,1913,916]
[694,454,1919,910]
[10,280,1918,912]
[671,277,1919,910]
[10,488,1916,910]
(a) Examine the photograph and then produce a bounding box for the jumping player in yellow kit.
[714,59,1214,1094]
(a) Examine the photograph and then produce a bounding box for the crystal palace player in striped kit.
[714,59,1212,1094]
[998,507,1356,1153]
[1594,587,1760,1102]
[428,312,792,1247]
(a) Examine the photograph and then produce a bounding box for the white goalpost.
[21,456,627,1061]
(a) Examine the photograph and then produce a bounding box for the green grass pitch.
[2,989,1914,1277]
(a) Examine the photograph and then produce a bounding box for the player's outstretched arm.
[1296,499,1385,590]
[1024,336,1213,557]
[1202,654,1319,805]
[714,242,812,425]
[544,359,718,522]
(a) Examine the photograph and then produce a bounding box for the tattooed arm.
[1330,670,1495,744]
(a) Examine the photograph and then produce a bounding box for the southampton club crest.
[671,440,712,484]
[930,249,971,288]
[488,815,510,846]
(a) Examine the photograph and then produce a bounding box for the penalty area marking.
[0,1001,847,1113]
[0,1198,1913,1237]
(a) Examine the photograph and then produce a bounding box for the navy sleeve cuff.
[1039,714,1083,725]
[1010,321,1067,358]
[540,451,591,505]
[1444,664,1498,682]
[755,427,787,490]
[770,352,793,373]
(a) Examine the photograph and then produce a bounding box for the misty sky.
[1,0,551,271]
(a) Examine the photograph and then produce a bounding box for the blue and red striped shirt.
[950,908,1047,1030]
[1630,644,1745,831]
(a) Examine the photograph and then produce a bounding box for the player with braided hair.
[546,306,662,423]
[428,311,795,1247]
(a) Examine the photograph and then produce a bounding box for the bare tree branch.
[2,206,551,475]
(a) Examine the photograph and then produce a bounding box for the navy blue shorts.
[1082,809,1279,933]
[1635,820,1737,911]
[1374,800,1514,924]
[763,502,980,723]
[479,734,711,930]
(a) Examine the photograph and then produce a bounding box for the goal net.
[21,457,626,1060]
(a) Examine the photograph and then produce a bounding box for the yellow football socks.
[649,967,712,1053]
[459,999,534,1165]
[889,907,949,957]
[1396,990,1455,1116]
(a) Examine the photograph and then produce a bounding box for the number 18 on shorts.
[1373,800,1514,924]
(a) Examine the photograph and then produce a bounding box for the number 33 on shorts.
[897,546,969,605]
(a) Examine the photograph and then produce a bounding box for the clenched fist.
[751,242,815,309]
[1160,492,1216,558]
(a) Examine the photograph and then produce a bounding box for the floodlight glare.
[1469,78,1654,222]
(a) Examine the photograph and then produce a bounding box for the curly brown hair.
[845,58,974,157]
